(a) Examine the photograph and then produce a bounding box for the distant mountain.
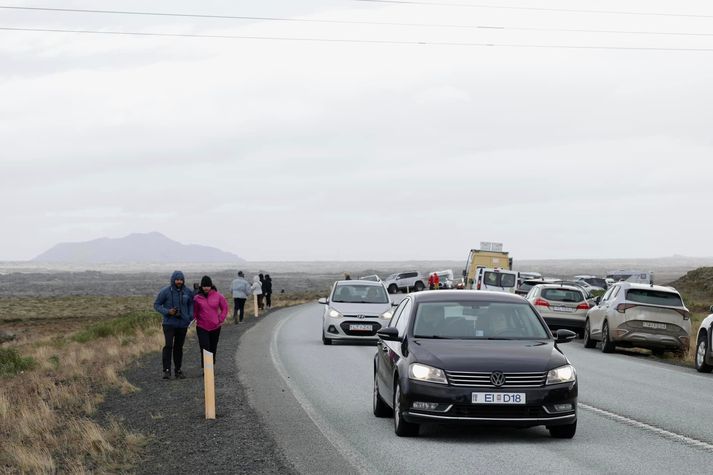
[33,232,245,263]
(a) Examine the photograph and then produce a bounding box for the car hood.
[329,301,391,316]
[409,339,568,373]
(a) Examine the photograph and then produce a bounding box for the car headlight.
[408,363,448,385]
[328,308,342,318]
[381,310,393,319]
[546,364,576,385]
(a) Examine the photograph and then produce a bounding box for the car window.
[395,299,412,335]
[484,272,498,286]
[500,273,516,288]
[600,286,615,302]
[626,289,683,307]
[389,299,408,328]
[412,301,549,339]
[542,288,584,303]
[332,284,389,303]
[609,286,621,300]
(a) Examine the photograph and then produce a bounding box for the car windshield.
[331,284,389,303]
[626,289,683,307]
[412,301,549,340]
[542,288,584,303]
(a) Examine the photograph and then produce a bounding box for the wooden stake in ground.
[203,350,216,420]
[254,293,259,318]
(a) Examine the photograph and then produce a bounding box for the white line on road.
[270,315,377,475]
[579,403,713,452]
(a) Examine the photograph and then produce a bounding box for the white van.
[471,268,518,293]
[606,270,654,285]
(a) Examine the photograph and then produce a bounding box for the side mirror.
[594,296,601,305]
[377,327,401,342]
[709,305,713,313]
[555,329,577,344]
[391,301,400,306]
[318,297,328,305]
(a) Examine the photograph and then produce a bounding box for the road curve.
[238,303,713,474]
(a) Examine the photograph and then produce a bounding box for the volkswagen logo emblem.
[357,314,366,319]
[490,371,506,387]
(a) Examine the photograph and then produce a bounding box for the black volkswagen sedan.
[373,290,578,438]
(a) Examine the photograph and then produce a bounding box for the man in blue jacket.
[154,270,194,379]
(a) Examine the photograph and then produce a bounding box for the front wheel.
[696,333,713,373]
[548,421,577,439]
[600,321,615,353]
[373,372,392,417]
[322,331,332,345]
[393,380,419,437]
[583,320,596,349]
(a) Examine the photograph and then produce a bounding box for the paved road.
[238,304,713,474]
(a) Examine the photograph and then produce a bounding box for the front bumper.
[400,378,577,427]
[322,317,390,340]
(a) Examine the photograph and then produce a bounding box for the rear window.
[626,289,683,307]
[542,288,584,303]
[484,272,517,288]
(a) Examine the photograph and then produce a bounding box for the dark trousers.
[162,326,188,372]
[264,293,272,308]
[233,298,246,322]
[197,326,221,368]
[257,294,264,310]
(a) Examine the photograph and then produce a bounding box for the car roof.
[334,280,384,287]
[536,284,585,292]
[612,282,680,293]
[406,290,526,304]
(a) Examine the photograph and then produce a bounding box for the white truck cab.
[471,267,519,293]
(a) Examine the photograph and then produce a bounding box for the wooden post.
[203,350,216,420]
[254,294,259,318]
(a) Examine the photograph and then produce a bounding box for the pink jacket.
[193,290,228,331]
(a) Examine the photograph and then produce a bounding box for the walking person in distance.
[251,275,264,311]
[230,270,251,324]
[193,276,228,368]
[153,270,193,379]
[263,274,273,309]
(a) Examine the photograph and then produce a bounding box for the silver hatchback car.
[319,280,394,345]
[583,282,691,355]
[527,284,591,335]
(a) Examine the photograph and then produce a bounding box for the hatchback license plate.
[349,324,372,331]
[642,322,667,330]
[472,393,526,404]
[552,306,575,313]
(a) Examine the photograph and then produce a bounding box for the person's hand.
[168,308,177,316]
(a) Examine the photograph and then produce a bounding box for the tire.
[388,284,398,294]
[322,331,332,345]
[695,332,713,373]
[373,372,392,417]
[393,380,419,437]
[414,281,425,292]
[548,421,577,439]
[583,319,596,349]
[600,321,615,353]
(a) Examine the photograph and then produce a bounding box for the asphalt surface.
[240,303,713,475]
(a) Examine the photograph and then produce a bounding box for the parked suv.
[583,282,691,355]
[527,284,590,335]
[383,272,426,294]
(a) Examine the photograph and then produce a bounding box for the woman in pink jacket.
[193,275,228,368]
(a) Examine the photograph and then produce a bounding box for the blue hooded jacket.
[154,270,194,328]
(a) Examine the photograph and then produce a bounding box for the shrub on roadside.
[0,348,37,376]
[73,311,162,343]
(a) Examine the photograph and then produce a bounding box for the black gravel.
[97,311,297,475]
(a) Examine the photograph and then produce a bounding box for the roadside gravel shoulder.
[97,310,297,475]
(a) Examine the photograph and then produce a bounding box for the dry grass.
[0,291,317,473]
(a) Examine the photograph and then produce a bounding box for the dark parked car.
[515,279,545,296]
[373,291,578,438]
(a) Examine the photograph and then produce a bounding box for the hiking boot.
[175,370,185,379]
[162,369,171,380]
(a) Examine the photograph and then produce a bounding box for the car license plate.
[642,322,667,330]
[349,324,372,331]
[472,393,526,404]
[552,306,575,313]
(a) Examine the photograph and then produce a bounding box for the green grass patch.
[72,311,162,343]
[0,348,37,376]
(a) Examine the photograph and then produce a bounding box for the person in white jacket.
[251,275,264,310]
[230,271,251,324]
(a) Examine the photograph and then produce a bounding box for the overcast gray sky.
[2,0,712,261]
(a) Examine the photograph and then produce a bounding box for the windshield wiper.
[414,335,451,339]
[486,337,514,340]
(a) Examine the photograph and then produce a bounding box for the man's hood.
[170,270,185,288]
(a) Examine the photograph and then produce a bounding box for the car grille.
[343,315,381,319]
[445,371,547,388]
[339,321,382,336]
[448,404,549,419]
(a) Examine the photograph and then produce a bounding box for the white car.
[319,280,394,345]
[382,272,426,294]
[471,267,518,293]
[583,282,691,355]
[695,306,713,373]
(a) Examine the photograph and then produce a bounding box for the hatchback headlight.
[381,310,393,319]
[328,308,342,318]
[409,363,448,385]
[546,364,576,385]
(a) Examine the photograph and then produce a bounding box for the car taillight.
[616,303,637,313]
[576,302,590,310]
[534,298,550,307]
[675,308,690,320]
